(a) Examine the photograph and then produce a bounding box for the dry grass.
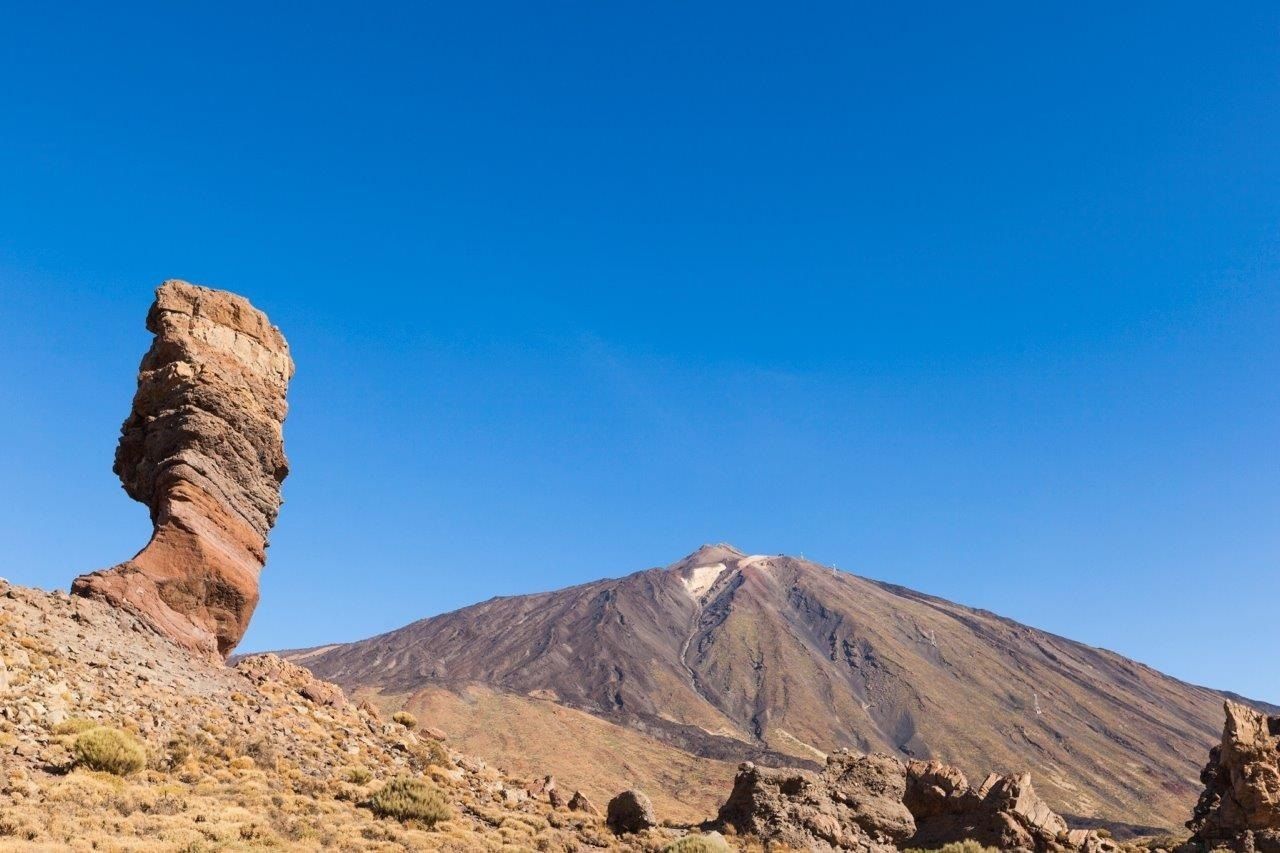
[662,834,730,852]
[904,842,1000,853]
[0,581,675,852]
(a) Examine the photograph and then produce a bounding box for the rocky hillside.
[0,577,709,851]
[289,544,1276,832]
[0,281,727,851]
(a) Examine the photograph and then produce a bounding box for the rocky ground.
[0,579,718,851]
[5,575,1273,853]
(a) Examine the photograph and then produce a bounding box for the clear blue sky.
[1,3,1277,702]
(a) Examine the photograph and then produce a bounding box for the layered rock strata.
[73,280,294,658]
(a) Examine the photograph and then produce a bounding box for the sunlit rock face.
[1188,702,1280,853]
[73,280,294,659]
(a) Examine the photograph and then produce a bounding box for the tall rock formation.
[73,280,294,659]
[1188,702,1280,852]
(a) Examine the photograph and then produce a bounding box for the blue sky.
[1,3,1277,702]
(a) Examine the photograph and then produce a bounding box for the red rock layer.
[73,280,294,659]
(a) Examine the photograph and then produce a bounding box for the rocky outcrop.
[712,750,1116,853]
[0,578,662,850]
[235,654,349,710]
[905,759,1116,853]
[72,280,294,659]
[1187,702,1280,853]
[714,752,914,853]
[606,789,657,834]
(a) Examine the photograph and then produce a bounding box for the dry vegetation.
[0,581,722,851]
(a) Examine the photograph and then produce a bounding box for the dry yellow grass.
[0,580,716,852]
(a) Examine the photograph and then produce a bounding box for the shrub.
[663,834,730,853]
[368,777,450,826]
[52,717,99,736]
[238,736,277,768]
[347,766,373,785]
[73,726,147,776]
[424,738,450,767]
[903,843,1000,853]
[162,736,192,769]
[391,711,417,730]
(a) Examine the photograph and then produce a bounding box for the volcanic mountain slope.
[289,544,1276,832]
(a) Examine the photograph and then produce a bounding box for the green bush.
[73,726,147,776]
[368,777,450,826]
[391,711,417,730]
[663,834,730,853]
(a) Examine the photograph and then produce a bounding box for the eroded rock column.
[73,280,294,659]
[1188,702,1280,853]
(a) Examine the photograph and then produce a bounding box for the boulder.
[568,790,599,815]
[72,280,294,659]
[715,753,914,853]
[1188,702,1280,853]
[606,789,656,834]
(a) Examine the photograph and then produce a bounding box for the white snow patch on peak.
[681,563,727,599]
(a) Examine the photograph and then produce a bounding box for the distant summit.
[285,546,1275,830]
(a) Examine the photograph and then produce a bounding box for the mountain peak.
[286,546,1278,832]
[667,543,746,571]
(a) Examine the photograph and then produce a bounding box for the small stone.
[568,790,599,815]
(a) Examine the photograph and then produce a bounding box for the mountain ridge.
[283,544,1274,829]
